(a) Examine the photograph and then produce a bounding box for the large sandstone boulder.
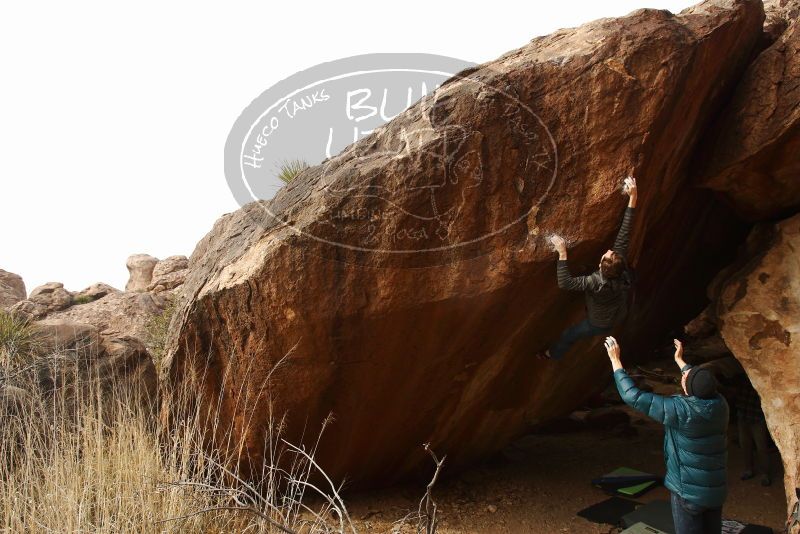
[712,214,800,521]
[163,0,765,486]
[696,0,800,220]
[0,269,26,309]
[125,254,159,292]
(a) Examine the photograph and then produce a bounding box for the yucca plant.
[0,310,37,369]
[276,159,309,184]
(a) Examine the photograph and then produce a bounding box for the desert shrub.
[0,310,38,368]
[72,294,96,305]
[144,299,177,372]
[277,159,309,184]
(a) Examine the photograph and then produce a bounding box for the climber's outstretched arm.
[550,235,596,292]
[605,336,688,427]
[612,176,637,258]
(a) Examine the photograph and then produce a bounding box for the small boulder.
[147,255,189,293]
[7,299,47,321]
[29,282,73,313]
[33,332,158,419]
[33,319,102,358]
[72,283,120,304]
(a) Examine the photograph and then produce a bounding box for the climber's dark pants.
[549,318,612,360]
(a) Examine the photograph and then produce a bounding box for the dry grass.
[0,312,353,533]
[0,394,237,533]
[0,309,443,534]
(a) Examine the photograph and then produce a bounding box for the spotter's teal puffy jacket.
[613,368,729,508]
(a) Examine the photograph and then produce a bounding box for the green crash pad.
[621,522,669,534]
[596,467,660,497]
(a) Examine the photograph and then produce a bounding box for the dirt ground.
[344,376,786,533]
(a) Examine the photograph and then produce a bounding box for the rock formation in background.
[0,269,26,308]
[29,282,73,312]
[3,253,188,345]
[147,255,189,293]
[125,254,159,292]
[0,317,158,425]
[72,282,120,302]
[0,254,188,399]
[1,253,189,421]
[47,291,169,341]
[32,318,158,404]
[163,0,766,488]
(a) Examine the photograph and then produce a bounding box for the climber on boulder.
[605,337,729,534]
[537,176,636,361]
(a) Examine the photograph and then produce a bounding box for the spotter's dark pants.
[670,491,722,534]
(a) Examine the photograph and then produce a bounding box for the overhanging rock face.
[162,0,764,487]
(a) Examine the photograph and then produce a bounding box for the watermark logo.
[224,53,557,260]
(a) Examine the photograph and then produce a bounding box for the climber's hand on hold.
[549,235,567,260]
[604,336,623,371]
[623,176,638,208]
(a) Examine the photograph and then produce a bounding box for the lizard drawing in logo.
[316,118,485,251]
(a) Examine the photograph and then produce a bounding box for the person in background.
[733,373,772,486]
[604,336,728,534]
[537,176,637,361]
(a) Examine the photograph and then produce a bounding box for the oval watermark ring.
[224,53,558,258]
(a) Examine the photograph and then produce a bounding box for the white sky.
[0,0,696,294]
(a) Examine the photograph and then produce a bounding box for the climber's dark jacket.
[614,367,729,508]
[556,207,634,328]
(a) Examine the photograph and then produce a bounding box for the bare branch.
[417,443,446,534]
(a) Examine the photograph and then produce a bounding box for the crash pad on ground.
[593,466,661,497]
[577,496,640,525]
[621,523,669,534]
[621,500,674,534]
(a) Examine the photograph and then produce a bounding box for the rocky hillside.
[1,254,190,412]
